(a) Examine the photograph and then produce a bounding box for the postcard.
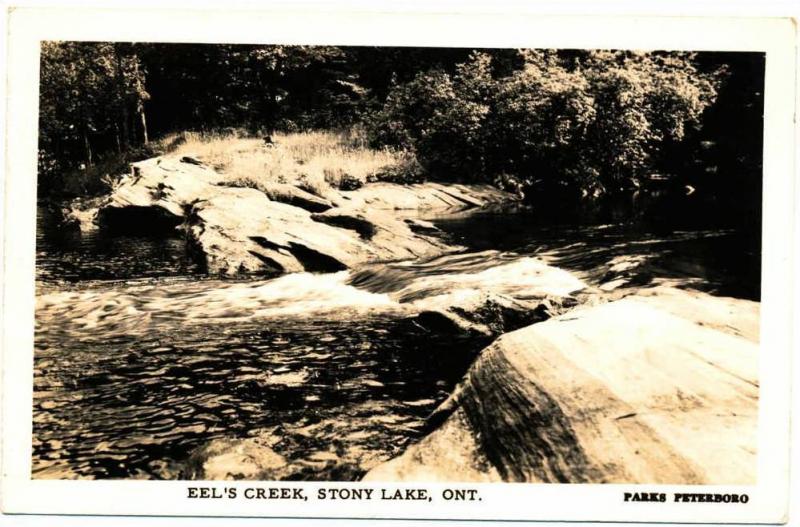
[1,5,796,524]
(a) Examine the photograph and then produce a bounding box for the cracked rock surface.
[364,286,758,484]
[68,155,515,276]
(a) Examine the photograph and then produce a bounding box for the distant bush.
[368,151,426,185]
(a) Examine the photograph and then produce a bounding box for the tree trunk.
[114,45,131,148]
[83,130,93,167]
[120,110,131,149]
[139,107,149,144]
[114,124,122,154]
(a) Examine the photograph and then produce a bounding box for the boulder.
[102,156,223,221]
[364,407,502,483]
[411,291,576,337]
[183,436,294,480]
[61,195,110,232]
[313,208,453,260]
[187,188,452,276]
[345,255,588,336]
[187,187,369,275]
[63,202,101,232]
[365,287,758,484]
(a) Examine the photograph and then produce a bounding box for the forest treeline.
[39,42,764,209]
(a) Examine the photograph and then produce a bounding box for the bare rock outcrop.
[69,155,517,276]
[333,181,511,211]
[365,287,758,484]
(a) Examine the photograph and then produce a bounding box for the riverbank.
[39,143,759,484]
[65,151,514,276]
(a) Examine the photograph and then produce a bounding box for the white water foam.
[36,255,587,341]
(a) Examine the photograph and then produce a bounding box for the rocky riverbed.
[41,155,759,483]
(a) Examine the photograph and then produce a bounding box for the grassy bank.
[166,129,419,197]
[51,129,422,201]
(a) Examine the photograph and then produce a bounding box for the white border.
[1,6,796,524]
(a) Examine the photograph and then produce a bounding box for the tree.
[368,49,721,201]
[136,44,366,134]
[39,41,149,185]
[366,52,494,180]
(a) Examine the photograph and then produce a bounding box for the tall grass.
[161,128,409,197]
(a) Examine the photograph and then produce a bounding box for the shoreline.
[64,154,517,277]
[40,154,760,484]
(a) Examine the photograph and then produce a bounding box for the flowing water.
[32,199,760,480]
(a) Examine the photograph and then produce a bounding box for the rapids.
[32,202,759,479]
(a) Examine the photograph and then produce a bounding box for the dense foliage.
[39,42,150,193]
[369,50,722,200]
[38,43,763,208]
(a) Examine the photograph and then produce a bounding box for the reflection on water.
[33,196,761,480]
[428,208,761,301]
[36,206,203,285]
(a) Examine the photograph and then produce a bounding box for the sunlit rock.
[332,181,511,211]
[62,195,106,232]
[104,156,223,220]
[184,436,293,480]
[365,287,758,484]
[68,154,515,276]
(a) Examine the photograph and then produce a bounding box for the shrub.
[368,50,721,201]
[368,151,426,185]
[367,52,493,181]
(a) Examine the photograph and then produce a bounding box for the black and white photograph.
[1,6,796,524]
[32,42,764,483]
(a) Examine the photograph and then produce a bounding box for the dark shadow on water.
[426,191,761,301]
[36,205,204,284]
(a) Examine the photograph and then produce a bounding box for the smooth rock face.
[187,189,455,275]
[76,155,515,276]
[188,188,368,275]
[365,287,758,484]
[108,156,224,218]
[333,182,511,211]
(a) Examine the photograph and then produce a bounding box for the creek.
[33,198,759,479]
